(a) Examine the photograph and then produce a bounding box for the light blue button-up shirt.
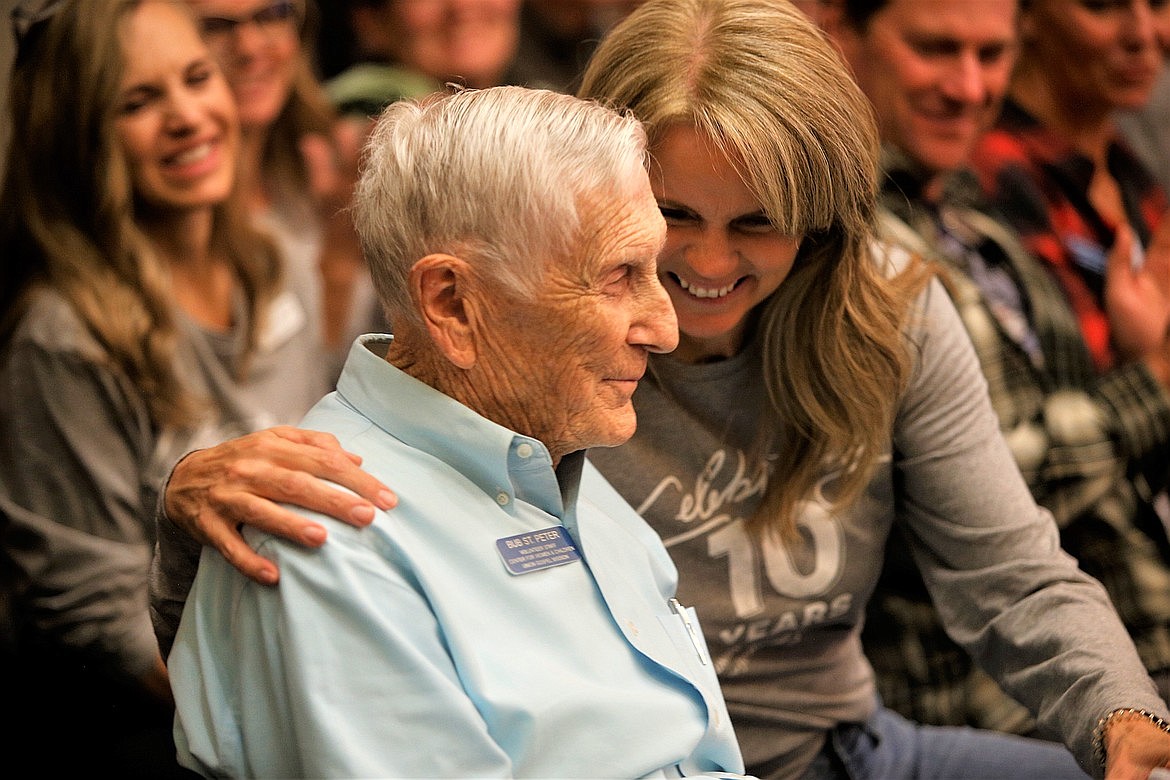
[169,335,746,778]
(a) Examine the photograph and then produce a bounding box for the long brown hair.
[0,0,282,428]
[579,0,930,535]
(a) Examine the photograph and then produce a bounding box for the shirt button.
[516,442,534,459]
[496,492,510,506]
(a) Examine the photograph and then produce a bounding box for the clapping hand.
[1105,220,1170,363]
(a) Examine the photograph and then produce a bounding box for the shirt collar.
[336,334,577,520]
[996,98,1097,187]
[880,144,986,215]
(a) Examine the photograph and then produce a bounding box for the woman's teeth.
[678,277,736,298]
[172,142,212,165]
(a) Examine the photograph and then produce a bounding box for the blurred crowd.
[3,1,1170,778]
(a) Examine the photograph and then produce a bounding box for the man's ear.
[819,0,865,68]
[816,0,856,61]
[1016,8,1036,44]
[410,253,479,370]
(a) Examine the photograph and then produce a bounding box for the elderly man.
[166,86,744,778]
[819,0,1170,741]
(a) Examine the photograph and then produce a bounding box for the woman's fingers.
[162,427,399,582]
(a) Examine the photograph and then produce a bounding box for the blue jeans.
[799,706,1089,780]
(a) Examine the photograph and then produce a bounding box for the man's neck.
[385,332,569,469]
[880,144,951,208]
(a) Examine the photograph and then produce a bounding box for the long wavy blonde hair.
[0,0,282,428]
[579,0,930,536]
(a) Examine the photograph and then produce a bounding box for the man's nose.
[942,52,987,105]
[632,278,680,355]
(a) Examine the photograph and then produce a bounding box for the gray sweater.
[3,276,328,686]
[591,260,1165,779]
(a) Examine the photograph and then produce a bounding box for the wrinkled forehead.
[186,0,286,14]
[868,0,1019,40]
[566,171,664,272]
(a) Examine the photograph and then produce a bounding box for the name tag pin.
[670,597,708,666]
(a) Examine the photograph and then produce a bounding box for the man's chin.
[589,416,639,450]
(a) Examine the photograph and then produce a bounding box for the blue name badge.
[496,526,581,576]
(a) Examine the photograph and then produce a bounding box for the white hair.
[352,86,650,326]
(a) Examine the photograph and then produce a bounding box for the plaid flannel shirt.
[862,148,1170,733]
[969,98,1168,372]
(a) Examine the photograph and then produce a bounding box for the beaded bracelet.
[1092,707,1170,769]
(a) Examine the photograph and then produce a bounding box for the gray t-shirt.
[1,271,329,685]
[591,271,1164,778]
[261,193,388,382]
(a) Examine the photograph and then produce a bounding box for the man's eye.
[1080,0,1126,10]
[200,16,235,36]
[255,1,297,24]
[604,266,632,290]
[911,40,958,58]
[978,45,1009,65]
[188,68,212,87]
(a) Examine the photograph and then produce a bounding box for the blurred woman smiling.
[0,0,327,773]
[187,0,372,360]
[152,2,1170,778]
